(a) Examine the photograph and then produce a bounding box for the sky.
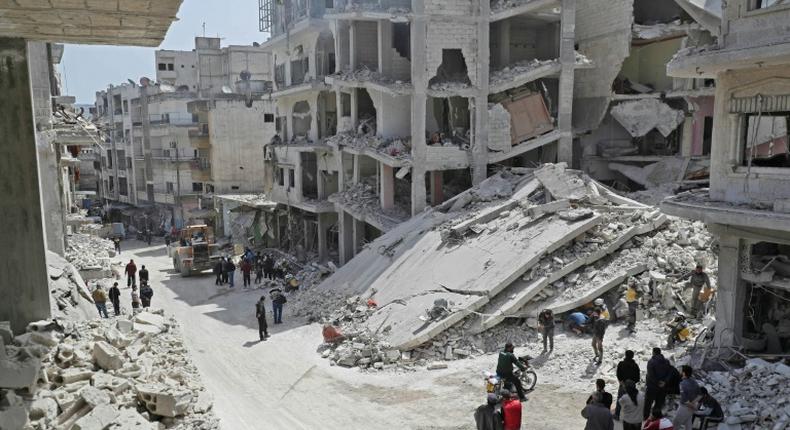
[61,1,267,104]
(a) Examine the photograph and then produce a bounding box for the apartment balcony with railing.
[148,113,197,126]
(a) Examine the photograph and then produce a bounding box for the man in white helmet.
[594,298,610,320]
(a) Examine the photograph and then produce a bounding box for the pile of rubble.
[65,233,115,276]
[0,312,219,430]
[702,358,790,429]
[47,251,99,322]
[328,182,409,230]
[325,132,411,159]
[329,67,412,91]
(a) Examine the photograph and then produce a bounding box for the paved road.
[120,240,588,430]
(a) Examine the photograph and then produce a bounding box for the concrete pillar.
[352,218,365,255]
[309,95,319,142]
[380,164,395,210]
[29,42,65,255]
[317,213,329,262]
[472,0,491,185]
[352,154,360,183]
[378,20,392,76]
[349,21,357,70]
[285,53,292,87]
[287,103,295,142]
[338,211,354,265]
[331,21,342,73]
[0,38,52,332]
[350,88,358,129]
[715,233,746,348]
[410,1,428,215]
[317,170,326,200]
[336,148,346,191]
[497,20,510,69]
[430,171,444,206]
[557,0,576,165]
[680,118,694,157]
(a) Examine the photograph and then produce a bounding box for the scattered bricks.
[91,373,130,395]
[427,362,448,370]
[373,362,384,370]
[453,348,471,357]
[56,344,76,367]
[73,404,120,430]
[132,324,161,336]
[52,389,77,413]
[93,341,123,371]
[56,367,94,385]
[337,355,358,368]
[444,346,453,360]
[382,349,401,363]
[136,383,193,418]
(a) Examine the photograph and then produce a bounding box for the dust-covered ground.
[119,239,674,429]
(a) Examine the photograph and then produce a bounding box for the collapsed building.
[92,37,277,232]
[663,0,790,355]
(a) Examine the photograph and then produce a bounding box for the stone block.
[80,386,110,408]
[73,404,120,430]
[133,313,165,330]
[28,397,58,422]
[104,327,130,349]
[116,319,133,334]
[113,408,158,430]
[29,330,61,348]
[136,383,193,418]
[26,320,57,332]
[91,373,130,394]
[56,367,93,385]
[427,362,448,370]
[93,341,123,371]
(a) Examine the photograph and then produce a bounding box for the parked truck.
[167,225,221,276]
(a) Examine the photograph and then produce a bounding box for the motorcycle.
[484,355,538,395]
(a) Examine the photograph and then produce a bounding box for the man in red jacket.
[125,259,137,287]
[501,389,522,430]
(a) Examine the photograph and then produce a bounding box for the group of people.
[214,249,284,289]
[474,388,523,430]
[91,278,154,318]
[560,298,610,364]
[254,289,288,341]
[580,348,723,430]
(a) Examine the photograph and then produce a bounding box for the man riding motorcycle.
[496,342,527,401]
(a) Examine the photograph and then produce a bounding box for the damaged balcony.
[325,67,413,96]
[662,189,790,233]
[326,132,411,167]
[324,0,411,19]
[489,53,593,94]
[330,182,410,232]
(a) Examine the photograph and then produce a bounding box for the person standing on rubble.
[138,265,149,285]
[591,312,608,364]
[614,350,641,421]
[113,237,121,254]
[140,283,153,308]
[672,365,699,430]
[225,257,236,288]
[240,258,253,289]
[108,282,121,316]
[254,251,264,284]
[270,288,287,324]
[255,296,269,340]
[131,285,141,310]
[92,285,109,318]
[125,259,137,287]
[496,343,527,401]
[644,348,672,420]
[538,309,555,353]
[680,265,711,318]
[625,283,640,333]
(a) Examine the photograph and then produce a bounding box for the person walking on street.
[213,260,223,286]
[538,308,555,353]
[114,237,121,254]
[125,259,137,287]
[138,265,149,285]
[644,348,672,420]
[591,312,608,364]
[92,285,109,318]
[263,255,274,280]
[255,253,264,285]
[140,283,154,308]
[255,296,269,340]
[270,288,286,324]
[131,286,141,310]
[673,365,700,430]
[582,392,614,430]
[108,282,121,316]
[240,258,252,288]
[496,343,527,401]
[626,283,639,332]
[225,258,236,288]
[587,379,613,410]
[501,389,522,430]
[680,265,711,318]
[618,380,644,430]
[615,350,641,420]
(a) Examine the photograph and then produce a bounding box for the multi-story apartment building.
[254,0,718,264]
[94,37,275,230]
[663,0,790,352]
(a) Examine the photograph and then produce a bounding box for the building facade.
[663,0,790,352]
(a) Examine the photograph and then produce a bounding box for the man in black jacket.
[108,282,121,316]
[644,347,672,420]
[614,350,640,420]
[138,265,149,285]
[255,296,269,340]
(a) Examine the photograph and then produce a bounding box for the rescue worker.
[538,308,555,353]
[680,264,711,318]
[594,298,610,320]
[667,313,691,348]
[108,282,121,316]
[495,343,527,401]
[255,296,269,340]
[625,283,639,333]
[567,311,589,335]
[92,285,109,318]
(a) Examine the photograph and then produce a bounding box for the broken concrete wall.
[426,21,478,86]
[369,92,411,139]
[487,103,512,152]
[610,98,685,138]
[573,0,634,133]
[354,21,379,70]
[619,38,683,92]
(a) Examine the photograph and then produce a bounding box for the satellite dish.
[159,83,175,93]
[221,85,233,94]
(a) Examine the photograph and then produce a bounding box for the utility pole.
[172,132,184,225]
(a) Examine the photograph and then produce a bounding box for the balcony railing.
[148,113,196,126]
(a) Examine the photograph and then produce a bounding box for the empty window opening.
[742,113,790,168]
[192,182,204,192]
[277,167,285,186]
[316,31,336,76]
[740,241,790,354]
[750,0,784,10]
[264,113,275,123]
[288,168,296,188]
[302,153,319,200]
[357,89,376,132]
[291,54,309,85]
[426,96,471,147]
[292,101,312,140]
[429,49,470,87]
[341,93,352,117]
[158,63,167,71]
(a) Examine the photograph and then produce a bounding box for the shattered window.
[742,113,790,167]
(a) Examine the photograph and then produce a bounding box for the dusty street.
[119,240,591,429]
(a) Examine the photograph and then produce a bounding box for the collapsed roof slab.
[672,0,721,37]
[488,129,562,163]
[362,208,602,351]
[477,210,666,330]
